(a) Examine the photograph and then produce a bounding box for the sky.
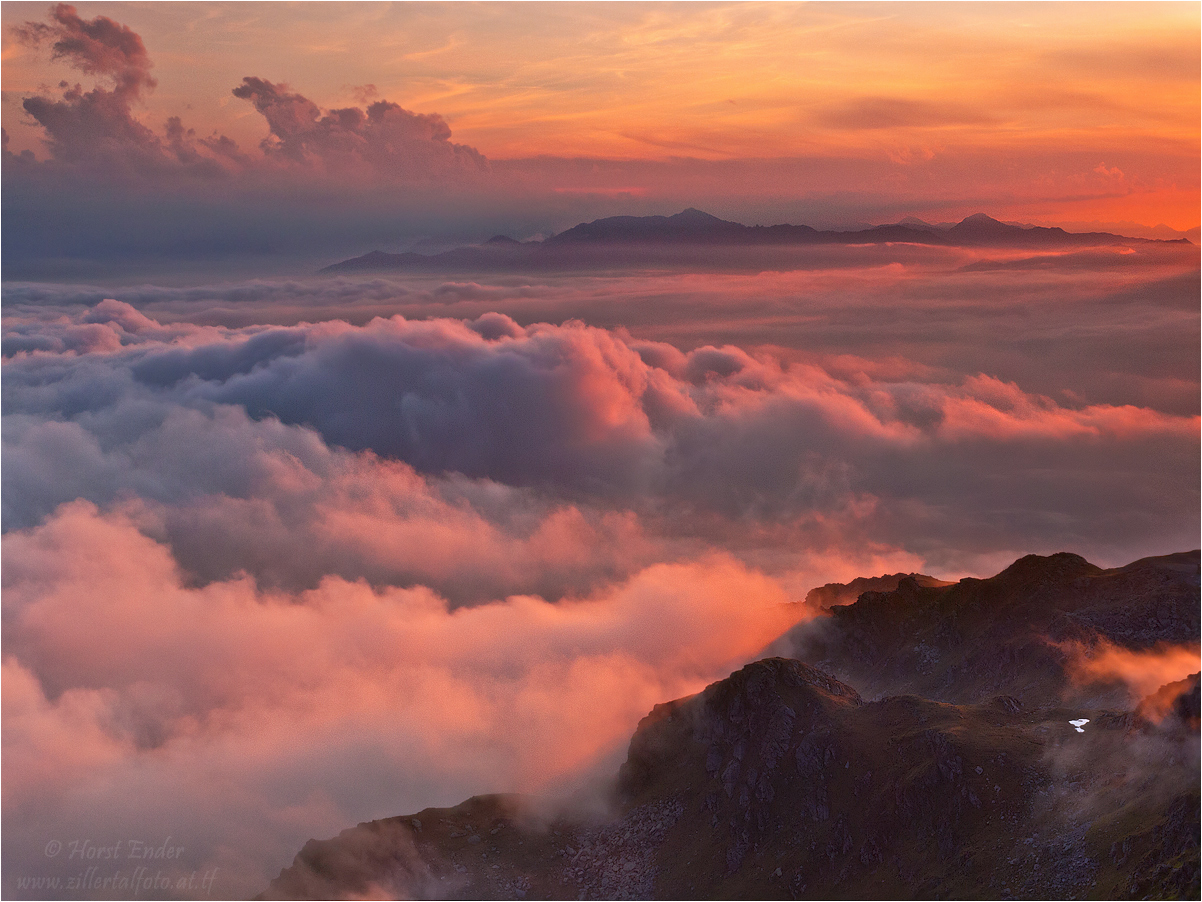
[2,3,1200,899]
[2,1,1199,278]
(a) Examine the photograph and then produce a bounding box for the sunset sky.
[2,4,1199,899]
[2,1,1199,279]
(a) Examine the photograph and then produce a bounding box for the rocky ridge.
[782,551,1200,705]
[262,552,1200,899]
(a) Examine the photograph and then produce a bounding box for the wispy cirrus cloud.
[815,96,996,131]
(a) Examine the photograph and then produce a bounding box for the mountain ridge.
[320,210,1193,273]
[261,550,1201,899]
[782,550,1200,705]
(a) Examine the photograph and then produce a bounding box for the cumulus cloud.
[2,403,672,605]
[4,299,1197,585]
[1,281,1196,899]
[2,6,507,278]
[8,5,486,184]
[8,5,244,179]
[230,77,487,177]
[14,4,154,98]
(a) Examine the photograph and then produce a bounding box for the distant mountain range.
[321,209,1193,273]
[261,550,1201,900]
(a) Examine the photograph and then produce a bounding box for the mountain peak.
[993,551,1100,584]
[948,212,1017,233]
[670,207,726,223]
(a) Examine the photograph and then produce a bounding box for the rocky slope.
[782,551,1200,706]
[803,572,955,611]
[262,552,1200,899]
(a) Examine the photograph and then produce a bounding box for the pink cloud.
[231,77,488,177]
[15,3,154,99]
[2,501,803,895]
[938,375,1197,442]
[10,6,489,184]
[1061,637,1200,706]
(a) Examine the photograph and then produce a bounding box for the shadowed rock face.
[784,551,1200,706]
[1137,672,1201,730]
[804,572,954,611]
[262,553,1200,900]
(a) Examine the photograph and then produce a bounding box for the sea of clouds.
[3,4,1199,897]
[3,249,1198,897]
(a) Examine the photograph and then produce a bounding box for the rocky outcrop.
[784,551,1200,705]
[804,572,954,611]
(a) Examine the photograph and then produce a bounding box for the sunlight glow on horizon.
[2,1,1198,230]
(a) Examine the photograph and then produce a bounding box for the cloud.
[8,6,486,186]
[348,84,379,105]
[1,398,669,606]
[3,6,505,278]
[1,501,800,897]
[1,260,1195,900]
[15,3,154,99]
[4,298,1197,587]
[816,96,995,131]
[4,5,1200,278]
[10,5,230,178]
[1062,638,1201,706]
[2,5,1198,897]
[230,77,488,177]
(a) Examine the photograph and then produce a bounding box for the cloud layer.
[3,259,1197,897]
[3,500,798,897]
[6,297,1197,575]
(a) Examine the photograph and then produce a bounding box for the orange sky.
[3,1,1199,229]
